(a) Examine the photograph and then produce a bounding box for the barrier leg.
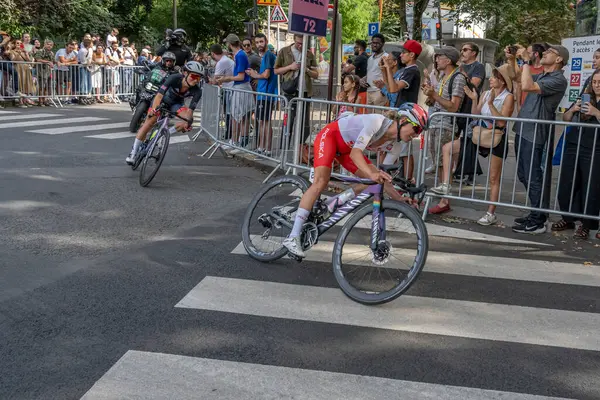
[262,163,281,183]
[421,196,432,221]
[201,142,218,158]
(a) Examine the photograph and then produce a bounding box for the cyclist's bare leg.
[135,115,158,141]
[298,165,332,211]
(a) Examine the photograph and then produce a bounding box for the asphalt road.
[0,103,599,400]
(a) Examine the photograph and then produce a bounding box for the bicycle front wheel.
[139,128,170,187]
[332,200,428,305]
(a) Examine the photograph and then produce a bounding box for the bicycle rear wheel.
[139,128,170,187]
[241,174,309,262]
[332,200,428,305]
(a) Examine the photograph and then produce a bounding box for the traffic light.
[435,22,441,40]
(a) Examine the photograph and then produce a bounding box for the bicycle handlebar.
[156,105,193,125]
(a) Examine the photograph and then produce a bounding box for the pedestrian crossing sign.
[270,4,288,23]
[258,0,278,6]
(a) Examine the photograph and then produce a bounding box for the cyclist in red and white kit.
[283,102,428,257]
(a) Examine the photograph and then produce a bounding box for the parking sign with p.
[368,22,379,37]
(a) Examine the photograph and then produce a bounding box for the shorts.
[256,99,274,121]
[477,131,508,159]
[313,121,371,174]
[57,70,72,83]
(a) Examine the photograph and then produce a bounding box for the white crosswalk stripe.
[2,112,193,144]
[82,351,572,400]
[0,116,106,129]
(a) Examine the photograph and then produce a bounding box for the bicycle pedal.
[287,253,304,262]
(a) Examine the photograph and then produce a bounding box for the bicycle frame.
[316,176,385,251]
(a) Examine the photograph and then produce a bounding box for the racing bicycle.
[131,103,192,187]
[241,165,429,305]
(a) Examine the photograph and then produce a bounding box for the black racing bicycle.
[241,165,429,305]
[131,103,192,187]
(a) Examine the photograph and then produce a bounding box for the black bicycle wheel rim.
[332,200,428,305]
[139,129,170,187]
[241,174,309,262]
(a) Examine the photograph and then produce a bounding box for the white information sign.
[560,35,600,110]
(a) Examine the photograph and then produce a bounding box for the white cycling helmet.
[183,61,205,76]
[395,102,428,131]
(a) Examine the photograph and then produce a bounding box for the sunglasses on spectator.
[243,43,251,47]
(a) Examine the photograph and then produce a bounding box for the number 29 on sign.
[303,17,316,33]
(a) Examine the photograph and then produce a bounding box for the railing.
[0,60,143,106]
[194,85,599,226]
[422,111,600,223]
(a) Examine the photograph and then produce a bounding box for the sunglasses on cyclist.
[188,73,201,80]
[401,119,423,136]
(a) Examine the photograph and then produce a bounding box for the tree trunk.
[412,0,428,41]
[398,0,407,35]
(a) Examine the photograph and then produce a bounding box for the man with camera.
[156,28,193,67]
[510,45,568,234]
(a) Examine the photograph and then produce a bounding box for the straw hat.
[493,64,513,93]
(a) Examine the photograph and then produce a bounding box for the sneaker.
[431,183,451,195]
[512,221,546,234]
[283,236,304,258]
[125,152,136,165]
[477,212,497,226]
[513,216,529,228]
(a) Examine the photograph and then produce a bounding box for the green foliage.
[443,0,575,48]
[339,0,378,43]
[380,0,407,42]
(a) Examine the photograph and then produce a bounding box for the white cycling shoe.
[125,152,136,165]
[283,236,305,258]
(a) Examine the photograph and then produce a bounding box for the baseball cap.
[224,33,241,44]
[548,44,569,65]
[434,46,460,64]
[402,40,422,56]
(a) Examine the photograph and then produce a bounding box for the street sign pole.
[268,6,272,40]
[293,34,309,173]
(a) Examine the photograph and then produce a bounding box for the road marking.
[81,350,573,400]
[169,135,190,144]
[176,276,600,351]
[0,117,106,130]
[0,110,18,114]
[1,113,62,121]
[27,122,129,135]
[86,132,136,139]
[231,239,600,287]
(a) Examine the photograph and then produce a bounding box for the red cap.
[402,40,422,56]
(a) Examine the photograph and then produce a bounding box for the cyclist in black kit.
[126,61,205,164]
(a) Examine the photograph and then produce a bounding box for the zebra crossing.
[81,220,600,399]
[0,109,198,144]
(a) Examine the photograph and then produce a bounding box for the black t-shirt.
[353,52,368,93]
[158,73,202,110]
[156,44,193,66]
[565,103,600,150]
[395,64,421,106]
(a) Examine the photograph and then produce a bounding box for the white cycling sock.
[132,139,142,154]
[289,208,310,238]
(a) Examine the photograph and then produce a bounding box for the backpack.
[447,72,480,131]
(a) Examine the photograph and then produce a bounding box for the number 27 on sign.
[303,18,316,33]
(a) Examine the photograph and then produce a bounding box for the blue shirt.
[233,49,250,85]
[257,51,278,100]
[381,69,403,106]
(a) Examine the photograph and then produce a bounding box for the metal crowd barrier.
[0,60,142,106]
[422,111,600,223]
[194,85,289,182]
